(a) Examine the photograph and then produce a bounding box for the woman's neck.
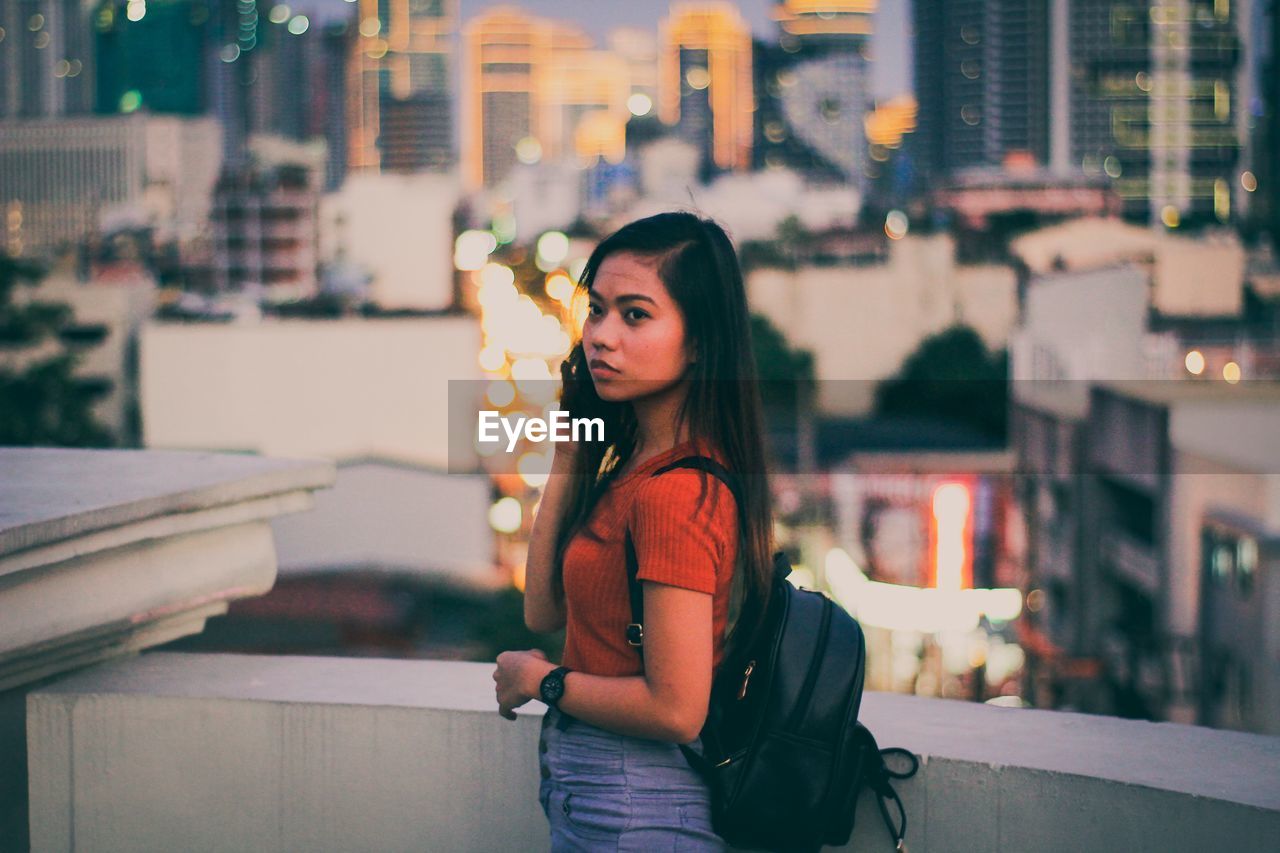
[629,379,693,461]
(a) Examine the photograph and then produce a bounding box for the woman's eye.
[624,308,648,322]
[587,303,602,317]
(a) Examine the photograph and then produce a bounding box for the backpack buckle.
[626,623,644,646]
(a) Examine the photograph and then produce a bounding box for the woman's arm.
[522,444,575,633]
[497,581,714,743]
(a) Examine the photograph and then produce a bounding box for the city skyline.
[298,0,913,99]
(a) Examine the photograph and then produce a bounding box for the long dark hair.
[553,211,774,658]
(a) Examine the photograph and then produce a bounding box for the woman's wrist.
[524,656,559,700]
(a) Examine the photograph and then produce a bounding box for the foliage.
[751,311,815,412]
[0,253,115,446]
[874,324,1009,442]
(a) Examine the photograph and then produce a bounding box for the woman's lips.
[589,359,621,378]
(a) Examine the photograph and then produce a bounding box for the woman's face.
[583,251,696,403]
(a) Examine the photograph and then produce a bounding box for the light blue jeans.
[538,708,726,852]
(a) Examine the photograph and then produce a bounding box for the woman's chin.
[592,380,633,403]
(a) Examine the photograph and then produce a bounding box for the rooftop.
[2,447,1278,851]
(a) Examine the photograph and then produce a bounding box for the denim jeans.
[538,708,726,852]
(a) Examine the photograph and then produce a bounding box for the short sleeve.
[629,469,737,595]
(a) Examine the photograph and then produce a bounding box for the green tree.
[0,254,115,446]
[874,324,1008,441]
[751,312,815,410]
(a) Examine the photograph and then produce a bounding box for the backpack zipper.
[786,595,832,733]
[736,660,756,700]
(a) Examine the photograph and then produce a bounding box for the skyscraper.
[1255,0,1278,249]
[94,0,209,116]
[0,0,97,117]
[659,3,753,176]
[913,0,1051,179]
[464,9,541,191]
[756,0,877,184]
[320,20,353,191]
[463,9,629,191]
[348,0,455,174]
[1067,0,1241,226]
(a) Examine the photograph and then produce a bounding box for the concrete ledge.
[0,449,335,692]
[0,448,335,559]
[27,653,1280,853]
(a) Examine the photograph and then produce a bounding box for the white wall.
[1167,400,1280,636]
[748,233,1017,415]
[142,116,223,246]
[1009,263,1151,417]
[27,654,1280,853]
[319,173,459,310]
[270,462,496,587]
[140,317,482,469]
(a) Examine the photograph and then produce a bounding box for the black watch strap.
[539,666,572,709]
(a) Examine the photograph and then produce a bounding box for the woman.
[492,211,774,850]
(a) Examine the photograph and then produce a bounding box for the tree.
[751,311,815,411]
[874,324,1008,442]
[0,254,115,446]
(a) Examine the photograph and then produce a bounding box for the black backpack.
[625,456,919,853]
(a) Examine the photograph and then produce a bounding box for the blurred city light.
[488,497,522,534]
[536,231,570,268]
[517,452,550,488]
[1223,361,1241,383]
[478,345,506,373]
[486,379,516,408]
[515,137,542,165]
[1185,350,1206,375]
[454,230,498,271]
[627,93,653,117]
[885,210,908,240]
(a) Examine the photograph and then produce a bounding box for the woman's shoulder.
[630,451,738,529]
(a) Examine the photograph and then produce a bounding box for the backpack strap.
[624,455,746,660]
[856,724,921,851]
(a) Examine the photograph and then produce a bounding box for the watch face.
[541,670,566,705]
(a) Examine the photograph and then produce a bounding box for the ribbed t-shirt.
[559,440,739,677]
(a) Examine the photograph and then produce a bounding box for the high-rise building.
[94,0,209,116]
[659,3,753,176]
[210,162,318,294]
[540,44,629,167]
[1066,0,1241,226]
[913,0,1051,179]
[755,1,877,185]
[1258,0,1278,250]
[199,2,347,178]
[464,9,540,190]
[752,40,844,181]
[320,20,353,191]
[463,9,629,190]
[0,0,97,117]
[609,26,660,108]
[0,114,223,257]
[348,0,455,174]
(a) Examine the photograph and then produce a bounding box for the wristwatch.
[539,666,572,709]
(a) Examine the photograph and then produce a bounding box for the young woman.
[492,212,775,850]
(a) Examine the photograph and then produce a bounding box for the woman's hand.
[493,648,555,720]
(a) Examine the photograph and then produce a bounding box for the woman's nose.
[586,314,619,351]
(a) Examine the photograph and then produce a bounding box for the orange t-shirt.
[560,440,739,677]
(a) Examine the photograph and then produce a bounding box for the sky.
[308,0,913,100]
